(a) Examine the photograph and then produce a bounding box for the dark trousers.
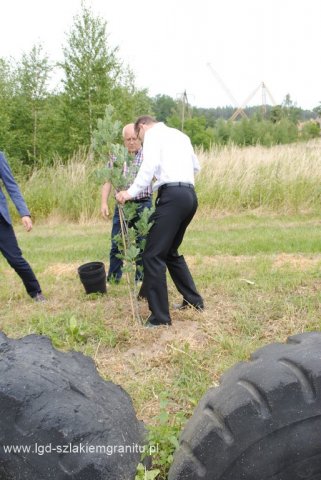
[0,214,41,298]
[108,198,152,282]
[141,186,203,324]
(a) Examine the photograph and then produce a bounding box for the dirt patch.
[97,314,207,369]
[99,317,207,367]
[44,263,80,277]
[272,254,321,270]
[123,319,207,360]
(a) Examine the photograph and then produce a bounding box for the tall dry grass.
[10,139,321,222]
[196,139,321,213]
[14,152,102,222]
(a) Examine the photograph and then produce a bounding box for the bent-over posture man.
[101,123,152,283]
[116,116,204,327]
[0,152,45,301]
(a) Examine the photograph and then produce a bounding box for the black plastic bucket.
[78,262,107,294]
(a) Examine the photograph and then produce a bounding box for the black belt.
[159,182,194,191]
[130,196,152,203]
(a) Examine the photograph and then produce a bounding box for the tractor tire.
[168,331,321,480]
[0,332,145,480]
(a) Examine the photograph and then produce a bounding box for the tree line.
[0,3,320,174]
[153,93,321,150]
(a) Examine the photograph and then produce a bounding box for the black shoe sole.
[144,321,171,328]
[174,303,204,312]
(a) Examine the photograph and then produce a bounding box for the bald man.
[101,124,152,284]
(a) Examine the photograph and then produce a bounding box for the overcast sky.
[0,0,320,110]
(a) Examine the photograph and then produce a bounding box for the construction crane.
[206,62,248,120]
[230,82,277,121]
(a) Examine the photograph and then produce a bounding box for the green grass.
[3,139,321,477]
[189,213,321,255]
[1,212,321,478]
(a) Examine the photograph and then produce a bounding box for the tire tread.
[169,332,321,480]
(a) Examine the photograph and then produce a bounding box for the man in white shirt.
[116,115,204,327]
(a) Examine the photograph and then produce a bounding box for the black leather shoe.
[144,315,172,328]
[173,301,204,311]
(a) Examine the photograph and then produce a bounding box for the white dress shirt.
[127,122,200,198]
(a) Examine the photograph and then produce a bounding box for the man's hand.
[101,203,109,219]
[21,216,32,232]
[116,190,132,204]
[101,183,111,218]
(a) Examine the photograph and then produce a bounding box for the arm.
[101,182,112,218]
[116,155,155,204]
[0,152,30,217]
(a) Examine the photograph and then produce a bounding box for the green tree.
[0,58,14,154]
[18,44,51,160]
[230,118,258,146]
[300,121,320,140]
[166,115,213,149]
[60,1,121,154]
[269,105,284,123]
[91,106,153,324]
[34,92,69,164]
[282,94,301,124]
[7,44,52,165]
[151,94,177,122]
[273,118,298,144]
[111,67,153,124]
[313,102,321,117]
[213,118,232,145]
[181,116,213,149]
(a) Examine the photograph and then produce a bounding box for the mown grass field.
[1,212,321,477]
[1,140,321,477]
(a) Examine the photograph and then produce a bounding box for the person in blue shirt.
[0,152,45,302]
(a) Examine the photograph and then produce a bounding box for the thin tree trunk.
[33,105,37,160]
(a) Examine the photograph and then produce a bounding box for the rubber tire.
[0,333,145,480]
[168,332,321,480]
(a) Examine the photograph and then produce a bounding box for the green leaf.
[68,315,78,333]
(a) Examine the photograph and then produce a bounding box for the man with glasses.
[101,123,152,284]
